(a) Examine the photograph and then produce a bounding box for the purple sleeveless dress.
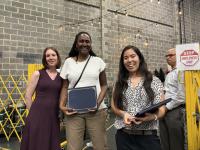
[20,69,62,150]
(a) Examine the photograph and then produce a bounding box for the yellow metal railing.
[0,64,67,149]
[185,71,200,150]
[0,74,27,141]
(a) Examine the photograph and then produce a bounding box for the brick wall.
[0,0,199,86]
[180,0,200,43]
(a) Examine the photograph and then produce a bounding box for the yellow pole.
[185,71,200,150]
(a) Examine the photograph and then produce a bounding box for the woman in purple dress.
[20,47,63,150]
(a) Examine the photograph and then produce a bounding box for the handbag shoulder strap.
[73,55,91,88]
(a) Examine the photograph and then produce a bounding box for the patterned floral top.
[114,76,163,130]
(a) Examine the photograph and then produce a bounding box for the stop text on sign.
[180,49,199,66]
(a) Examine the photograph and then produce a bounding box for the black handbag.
[67,56,97,113]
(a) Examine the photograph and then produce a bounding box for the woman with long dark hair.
[111,45,166,150]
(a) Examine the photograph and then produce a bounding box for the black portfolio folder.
[135,98,172,117]
[68,86,97,113]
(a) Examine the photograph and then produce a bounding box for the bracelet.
[154,114,158,121]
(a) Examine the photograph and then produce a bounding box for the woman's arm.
[111,89,135,125]
[25,71,39,110]
[59,79,76,115]
[97,70,108,108]
[155,93,166,119]
[111,97,125,118]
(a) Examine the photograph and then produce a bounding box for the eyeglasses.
[165,54,175,58]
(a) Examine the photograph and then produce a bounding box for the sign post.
[176,43,200,150]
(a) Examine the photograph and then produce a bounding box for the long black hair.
[154,68,165,83]
[113,45,154,109]
[68,31,96,57]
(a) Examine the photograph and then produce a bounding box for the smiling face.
[45,49,58,68]
[76,33,91,56]
[123,48,140,74]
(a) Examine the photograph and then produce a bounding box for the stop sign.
[180,49,199,66]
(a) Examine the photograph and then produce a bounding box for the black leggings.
[115,129,161,150]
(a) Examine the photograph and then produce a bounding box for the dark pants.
[159,107,185,150]
[115,129,161,150]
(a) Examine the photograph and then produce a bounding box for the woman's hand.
[123,112,135,125]
[88,107,98,113]
[59,80,77,115]
[60,106,77,115]
[134,113,157,123]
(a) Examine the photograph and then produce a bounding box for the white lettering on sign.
[180,50,199,66]
[176,43,200,70]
